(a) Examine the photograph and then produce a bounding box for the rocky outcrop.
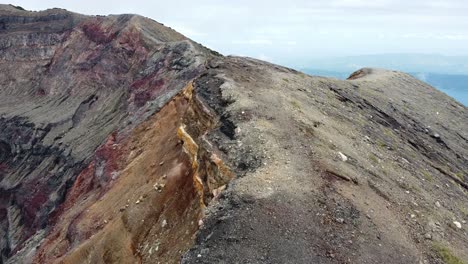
[0,5,467,264]
[0,5,210,263]
[29,83,233,264]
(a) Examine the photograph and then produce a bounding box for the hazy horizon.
[4,1,468,68]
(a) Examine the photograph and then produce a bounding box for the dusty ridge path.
[183,58,468,263]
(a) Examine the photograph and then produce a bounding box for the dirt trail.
[183,57,468,264]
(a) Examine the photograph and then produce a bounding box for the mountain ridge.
[301,68,468,106]
[0,6,466,264]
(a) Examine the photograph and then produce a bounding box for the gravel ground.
[183,57,468,264]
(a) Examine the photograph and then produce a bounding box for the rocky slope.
[0,4,467,264]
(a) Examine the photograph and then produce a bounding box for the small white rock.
[161,219,167,228]
[338,152,348,162]
[336,218,345,224]
[453,221,462,229]
[435,201,441,208]
[424,233,432,240]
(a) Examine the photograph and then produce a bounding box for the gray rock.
[424,233,432,240]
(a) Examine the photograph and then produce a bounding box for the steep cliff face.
[0,5,467,264]
[0,5,213,263]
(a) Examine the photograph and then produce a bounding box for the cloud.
[232,39,273,45]
[438,34,468,40]
[331,0,392,8]
[168,25,207,38]
[416,72,427,81]
[256,54,273,62]
[402,33,468,40]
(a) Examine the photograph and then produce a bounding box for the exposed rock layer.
[0,5,209,263]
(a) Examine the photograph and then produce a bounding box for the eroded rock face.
[1,4,467,264]
[0,5,214,263]
[31,83,233,264]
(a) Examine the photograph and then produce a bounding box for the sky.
[5,0,468,67]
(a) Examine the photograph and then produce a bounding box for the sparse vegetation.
[298,124,315,138]
[381,167,388,176]
[396,180,420,193]
[10,4,25,10]
[382,127,397,139]
[376,139,386,148]
[433,243,465,264]
[460,207,468,217]
[369,153,379,164]
[422,171,434,182]
[282,78,290,83]
[454,172,465,181]
[290,100,301,110]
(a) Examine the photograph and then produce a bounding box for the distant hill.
[300,54,468,75]
[302,69,468,106]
